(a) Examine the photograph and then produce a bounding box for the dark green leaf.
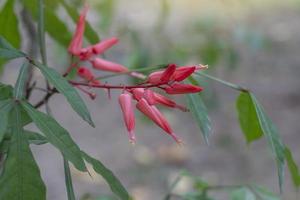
[63,157,76,200]
[284,147,300,187]
[61,1,100,44]
[0,0,21,48]
[24,130,48,145]
[34,61,94,126]
[250,93,285,192]
[0,36,25,59]
[185,78,211,144]
[0,99,14,144]
[236,92,263,143]
[21,101,87,171]
[230,187,255,200]
[14,62,29,99]
[0,105,46,200]
[0,83,13,100]
[82,151,130,200]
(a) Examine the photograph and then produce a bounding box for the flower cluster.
[67,6,207,144]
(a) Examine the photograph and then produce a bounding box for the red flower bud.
[77,66,95,81]
[119,93,136,143]
[68,5,88,56]
[160,64,176,82]
[136,98,181,143]
[91,58,128,73]
[165,83,203,94]
[172,66,196,82]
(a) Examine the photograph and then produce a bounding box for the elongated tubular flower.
[153,93,189,112]
[165,83,203,94]
[77,67,101,85]
[147,64,201,84]
[68,5,88,56]
[130,88,188,111]
[79,37,119,60]
[160,64,176,82]
[136,98,181,143]
[119,93,136,143]
[172,66,196,82]
[91,58,129,73]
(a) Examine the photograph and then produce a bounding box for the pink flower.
[160,64,176,83]
[68,5,88,56]
[79,37,119,60]
[136,98,181,143]
[119,93,136,143]
[165,83,203,94]
[143,89,156,105]
[131,88,145,101]
[153,93,188,111]
[91,58,129,73]
[172,66,197,82]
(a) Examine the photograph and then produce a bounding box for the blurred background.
[1,0,300,199]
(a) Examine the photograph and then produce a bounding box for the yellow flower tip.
[129,139,136,146]
[198,64,209,70]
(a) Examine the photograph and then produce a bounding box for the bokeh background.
[1,0,300,199]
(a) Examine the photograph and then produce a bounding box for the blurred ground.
[2,0,300,199]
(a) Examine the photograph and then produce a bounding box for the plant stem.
[63,157,76,200]
[37,0,47,65]
[195,72,249,92]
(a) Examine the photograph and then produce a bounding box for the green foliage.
[284,147,300,187]
[230,186,280,200]
[0,36,25,59]
[0,83,13,100]
[0,0,20,48]
[0,105,46,200]
[185,77,211,144]
[0,100,14,144]
[33,61,94,127]
[21,101,87,172]
[14,62,29,100]
[82,152,130,200]
[236,92,285,191]
[236,92,263,143]
[230,187,255,200]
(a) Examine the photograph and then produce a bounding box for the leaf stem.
[195,72,249,92]
[37,0,47,65]
[63,157,76,200]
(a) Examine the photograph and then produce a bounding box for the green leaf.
[236,92,263,143]
[0,0,21,48]
[0,105,46,200]
[61,1,100,44]
[185,78,211,144]
[34,61,94,126]
[14,62,29,99]
[21,101,87,171]
[63,157,76,200]
[22,0,72,47]
[284,147,300,187]
[82,151,130,200]
[250,185,280,200]
[0,36,25,59]
[0,99,14,144]
[250,93,285,192]
[230,187,255,200]
[0,83,13,100]
[24,130,48,145]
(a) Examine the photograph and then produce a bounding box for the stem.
[63,157,76,200]
[163,175,182,200]
[195,72,249,92]
[37,0,47,65]
[94,64,167,80]
[33,88,58,109]
[69,80,166,90]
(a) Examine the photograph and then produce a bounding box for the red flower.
[165,83,203,94]
[136,98,181,143]
[91,58,129,73]
[119,93,136,143]
[77,67,100,85]
[68,5,88,56]
[79,37,119,60]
